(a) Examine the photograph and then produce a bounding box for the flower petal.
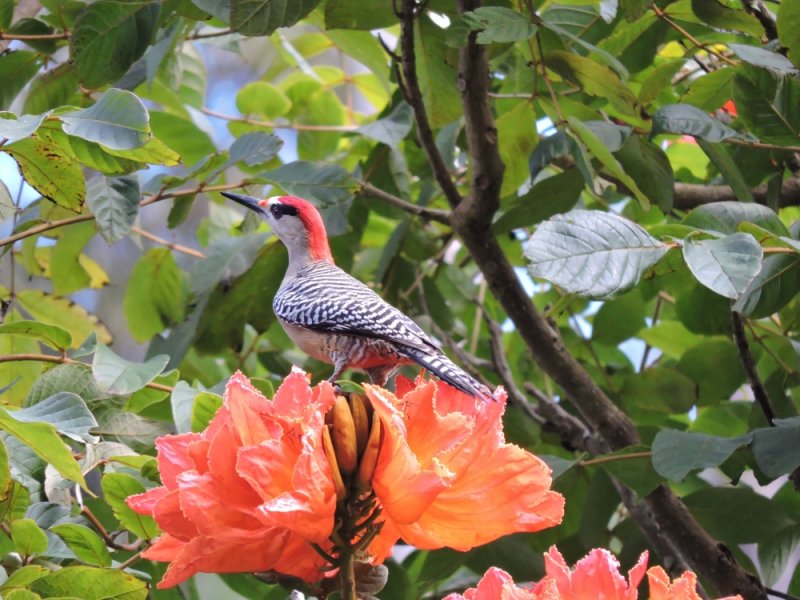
[152,489,198,541]
[224,371,278,445]
[367,385,452,524]
[155,433,202,489]
[443,567,536,600]
[126,487,168,515]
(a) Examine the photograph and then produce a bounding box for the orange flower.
[363,376,564,559]
[126,369,337,588]
[444,546,744,600]
[127,370,565,589]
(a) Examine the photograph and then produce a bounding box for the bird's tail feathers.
[400,348,496,402]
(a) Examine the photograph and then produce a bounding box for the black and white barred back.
[274,261,494,401]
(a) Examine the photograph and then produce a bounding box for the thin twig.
[131,226,205,259]
[82,506,144,552]
[0,354,173,392]
[117,551,144,571]
[579,451,653,467]
[0,182,247,248]
[0,31,69,40]
[397,0,462,209]
[731,312,776,424]
[201,107,358,132]
[651,5,737,66]
[360,182,451,224]
[188,28,234,40]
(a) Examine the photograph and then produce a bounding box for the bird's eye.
[270,204,283,219]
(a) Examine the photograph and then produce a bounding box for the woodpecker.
[221,192,495,402]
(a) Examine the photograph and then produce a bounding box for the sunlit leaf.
[230,0,320,36]
[61,89,150,150]
[0,321,72,351]
[524,210,669,297]
[682,232,763,299]
[92,343,169,395]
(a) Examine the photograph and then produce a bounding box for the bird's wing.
[273,262,440,353]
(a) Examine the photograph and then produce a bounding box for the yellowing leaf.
[16,290,112,348]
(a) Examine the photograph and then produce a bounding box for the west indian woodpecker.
[221,192,495,402]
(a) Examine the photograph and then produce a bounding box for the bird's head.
[221,192,333,263]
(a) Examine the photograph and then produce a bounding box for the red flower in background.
[127,370,337,588]
[444,546,744,600]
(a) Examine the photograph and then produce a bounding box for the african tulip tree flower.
[127,369,564,590]
[444,546,743,600]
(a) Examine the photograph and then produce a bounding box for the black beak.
[221,192,267,216]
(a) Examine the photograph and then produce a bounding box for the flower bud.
[321,424,347,501]
[356,410,382,491]
[348,393,370,456]
[331,396,358,475]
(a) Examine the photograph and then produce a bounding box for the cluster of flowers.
[126,370,741,599]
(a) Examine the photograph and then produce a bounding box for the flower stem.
[338,544,357,600]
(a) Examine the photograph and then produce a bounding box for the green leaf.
[15,392,98,444]
[124,248,188,342]
[230,0,320,36]
[357,103,414,147]
[266,160,357,207]
[25,364,104,406]
[651,103,739,142]
[0,51,42,110]
[525,210,669,298]
[51,221,96,295]
[149,110,215,166]
[734,254,800,318]
[778,1,800,67]
[0,0,12,29]
[696,139,753,202]
[681,68,736,112]
[460,7,537,43]
[758,526,800,588]
[229,132,283,167]
[92,343,169,395]
[189,232,267,294]
[51,524,112,567]
[11,519,48,558]
[682,201,788,236]
[61,89,150,150]
[567,117,650,209]
[592,291,646,345]
[191,392,223,432]
[614,134,674,211]
[690,0,762,37]
[39,127,142,176]
[100,473,159,540]
[70,1,160,88]
[3,135,86,212]
[682,232,763,300]
[16,290,112,348]
[544,51,637,116]
[752,418,800,477]
[494,169,584,234]
[7,18,57,54]
[0,113,47,142]
[87,175,140,244]
[496,101,538,197]
[733,67,800,146]
[728,43,799,76]
[324,0,395,29]
[0,404,86,486]
[236,81,292,119]
[598,445,663,498]
[0,321,72,351]
[684,487,793,544]
[23,63,79,115]
[651,429,752,480]
[676,340,745,403]
[415,16,462,128]
[195,241,287,352]
[28,565,147,600]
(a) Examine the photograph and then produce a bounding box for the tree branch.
[731,311,776,424]
[398,0,462,209]
[673,178,800,209]
[429,1,767,597]
[360,182,451,224]
[0,182,247,248]
[0,354,173,392]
